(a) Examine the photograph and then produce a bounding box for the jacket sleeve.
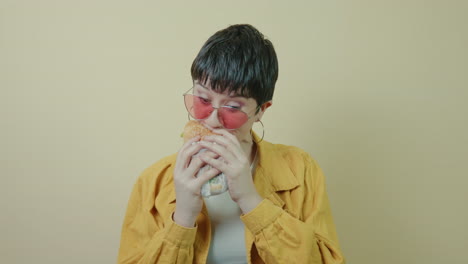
[117,175,197,264]
[240,154,345,264]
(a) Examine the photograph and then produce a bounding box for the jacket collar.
[252,131,300,197]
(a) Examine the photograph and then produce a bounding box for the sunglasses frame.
[183,87,261,130]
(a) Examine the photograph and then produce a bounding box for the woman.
[117,24,345,264]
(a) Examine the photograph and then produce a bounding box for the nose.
[203,108,224,129]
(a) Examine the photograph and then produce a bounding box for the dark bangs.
[191,24,278,106]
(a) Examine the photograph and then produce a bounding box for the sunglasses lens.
[219,107,248,129]
[184,94,213,119]
[184,94,249,129]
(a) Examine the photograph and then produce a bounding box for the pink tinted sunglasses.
[183,88,260,129]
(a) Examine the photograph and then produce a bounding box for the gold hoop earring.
[251,120,265,143]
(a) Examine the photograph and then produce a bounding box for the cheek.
[237,119,256,135]
[228,122,249,136]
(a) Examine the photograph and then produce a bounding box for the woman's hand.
[173,136,220,227]
[198,129,263,213]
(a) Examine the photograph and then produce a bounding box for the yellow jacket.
[117,136,345,264]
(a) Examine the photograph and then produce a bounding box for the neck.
[240,137,256,164]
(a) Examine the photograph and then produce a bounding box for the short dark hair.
[191,24,279,106]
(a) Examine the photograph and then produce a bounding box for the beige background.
[1,0,467,263]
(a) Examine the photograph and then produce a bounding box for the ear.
[260,101,273,112]
[256,101,273,121]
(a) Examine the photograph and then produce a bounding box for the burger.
[182,120,228,197]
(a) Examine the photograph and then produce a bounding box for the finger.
[200,124,239,146]
[207,129,244,160]
[194,167,222,188]
[177,136,200,162]
[185,156,206,177]
[185,149,220,178]
[184,142,205,158]
[201,149,220,160]
[177,139,203,169]
[210,128,240,145]
[202,135,245,160]
[180,136,201,151]
[202,134,230,147]
[199,154,228,172]
[198,141,236,162]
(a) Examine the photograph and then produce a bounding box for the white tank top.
[203,147,257,264]
[204,191,247,264]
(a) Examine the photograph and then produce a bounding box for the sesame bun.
[183,120,218,142]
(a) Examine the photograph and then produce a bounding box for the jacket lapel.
[245,133,300,263]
